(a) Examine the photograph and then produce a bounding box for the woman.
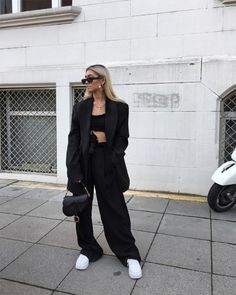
[66,64,142,279]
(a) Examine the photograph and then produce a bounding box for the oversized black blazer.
[66,97,130,191]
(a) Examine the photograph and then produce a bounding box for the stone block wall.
[0,0,236,195]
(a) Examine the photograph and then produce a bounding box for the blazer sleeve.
[112,102,129,162]
[66,103,83,182]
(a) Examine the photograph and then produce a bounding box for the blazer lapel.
[79,97,117,151]
[79,98,93,153]
[105,98,118,147]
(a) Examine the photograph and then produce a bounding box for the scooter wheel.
[207,183,236,212]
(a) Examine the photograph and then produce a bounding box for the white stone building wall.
[0,0,236,195]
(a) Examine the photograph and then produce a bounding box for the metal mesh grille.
[72,86,85,104]
[0,88,57,174]
[220,91,236,163]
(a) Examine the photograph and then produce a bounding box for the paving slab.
[211,207,236,222]
[0,197,46,215]
[212,219,236,244]
[0,196,18,205]
[0,238,32,271]
[1,181,235,295]
[0,213,21,229]
[65,216,78,222]
[212,242,236,277]
[132,263,211,295]
[57,255,135,295]
[97,229,154,261]
[50,191,66,202]
[213,274,236,295]
[132,230,155,260]
[27,201,66,220]
[92,193,132,207]
[39,221,103,250]
[0,186,31,198]
[92,194,98,206]
[92,224,104,238]
[0,179,17,188]
[124,195,133,203]
[92,206,150,229]
[92,205,103,225]
[129,210,163,233]
[1,244,78,290]
[146,234,211,272]
[158,214,211,240]
[0,216,60,243]
[19,188,63,201]
[166,200,210,218]
[127,196,168,213]
[38,220,79,249]
[0,279,52,295]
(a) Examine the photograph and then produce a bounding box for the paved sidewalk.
[0,179,236,295]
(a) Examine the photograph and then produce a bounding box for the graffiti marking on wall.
[133,93,180,108]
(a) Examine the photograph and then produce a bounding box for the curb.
[11,180,207,203]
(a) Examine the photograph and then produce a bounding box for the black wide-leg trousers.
[75,144,141,266]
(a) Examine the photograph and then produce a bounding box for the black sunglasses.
[81,77,101,84]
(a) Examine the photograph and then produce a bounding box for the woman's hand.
[92,131,107,143]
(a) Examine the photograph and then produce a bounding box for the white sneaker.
[75,254,89,270]
[127,259,142,279]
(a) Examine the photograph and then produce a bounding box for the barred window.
[0,1,79,28]
[62,0,72,6]
[22,0,51,11]
[72,86,85,104]
[22,0,72,11]
[0,0,12,14]
[0,0,72,14]
[0,88,57,174]
[220,90,236,163]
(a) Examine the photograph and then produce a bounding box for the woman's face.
[84,69,104,93]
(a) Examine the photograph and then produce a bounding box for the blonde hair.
[83,64,122,102]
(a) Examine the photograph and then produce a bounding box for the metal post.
[12,0,21,13]
[52,0,61,8]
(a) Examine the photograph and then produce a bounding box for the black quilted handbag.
[62,181,90,219]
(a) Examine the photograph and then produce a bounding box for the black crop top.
[90,114,105,131]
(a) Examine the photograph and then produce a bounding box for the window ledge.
[0,6,81,29]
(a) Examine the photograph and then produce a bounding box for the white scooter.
[208,149,236,212]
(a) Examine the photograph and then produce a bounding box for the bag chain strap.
[80,181,90,197]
